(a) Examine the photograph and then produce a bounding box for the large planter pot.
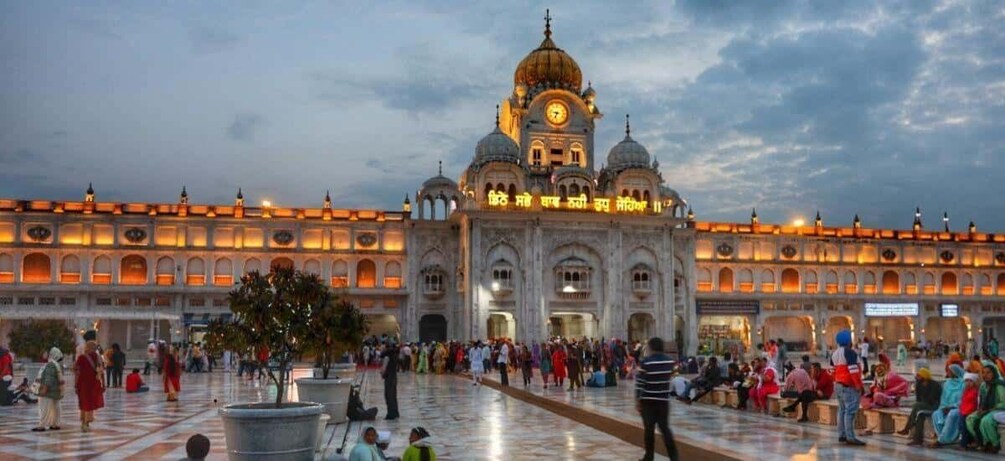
[295,377,352,423]
[332,362,357,380]
[219,402,323,461]
[315,414,331,452]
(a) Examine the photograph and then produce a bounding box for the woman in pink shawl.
[861,353,908,410]
[751,367,779,414]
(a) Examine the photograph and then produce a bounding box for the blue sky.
[1,1,1002,230]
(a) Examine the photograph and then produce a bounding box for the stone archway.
[419,314,448,343]
[627,313,655,343]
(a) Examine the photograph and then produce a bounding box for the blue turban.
[836,330,852,347]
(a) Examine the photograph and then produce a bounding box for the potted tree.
[207,268,325,461]
[296,298,368,423]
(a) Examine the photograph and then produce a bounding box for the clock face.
[545,101,568,125]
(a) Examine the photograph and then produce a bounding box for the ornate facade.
[3,17,1005,359]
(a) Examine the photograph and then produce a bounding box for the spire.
[853,214,861,229]
[625,114,631,138]
[943,211,950,232]
[495,104,500,128]
[235,188,244,207]
[751,208,759,225]
[544,8,552,38]
[179,186,189,205]
[85,183,95,202]
[403,193,412,214]
[913,206,922,231]
[815,210,822,227]
[323,190,332,209]
[438,160,443,176]
[969,221,976,233]
[687,205,694,221]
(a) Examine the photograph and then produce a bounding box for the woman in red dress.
[552,345,568,388]
[75,340,104,432]
[163,345,181,402]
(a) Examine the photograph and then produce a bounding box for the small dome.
[474,127,520,165]
[422,174,457,190]
[514,22,582,92]
[606,135,651,169]
[606,115,650,169]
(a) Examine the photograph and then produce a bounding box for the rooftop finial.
[180,186,189,204]
[438,160,443,176]
[495,104,500,128]
[86,182,94,194]
[625,114,631,137]
[544,9,552,38]
[237,188,243,199]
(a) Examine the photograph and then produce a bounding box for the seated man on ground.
[586,366,606,388]
[126,369,150,393]
[669,374,691,400]
[898,367,942,444]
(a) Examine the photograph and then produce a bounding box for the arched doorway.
[120,255,147,285]
[926,317,967,345]
[357,259,376,288]
[271,257,294,272]
[627,313,655,343]
[365,314,399,338]
[548,313,596,339]
[488,312,516,340]
[763,316,814,352]
[22,253,51,283]
[419,314,447,343]
[825,316,854,349]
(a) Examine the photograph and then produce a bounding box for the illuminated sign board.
[696,300,760,315]
[864,302,919,317]
[941,304,959,318]
[487,190,662,214]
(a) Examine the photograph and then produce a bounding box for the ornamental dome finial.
[180,186,189,204]
[513,11,582,92]
[85,183,95,202]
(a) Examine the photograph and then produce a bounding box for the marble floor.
[0,368,665,460]
[475,367,1001,461]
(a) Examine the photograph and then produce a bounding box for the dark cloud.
[226,114,265,142]
[0,149,47,166]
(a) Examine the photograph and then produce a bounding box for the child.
[959,372,980,449]
[126,369,149,393]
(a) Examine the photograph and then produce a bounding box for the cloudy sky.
[1,1,1002,230]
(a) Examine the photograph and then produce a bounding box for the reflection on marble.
[482,367,1000,461]
[0,369,665,460]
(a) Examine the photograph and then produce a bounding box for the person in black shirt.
[381,342,400,420]
[635,337,679,461]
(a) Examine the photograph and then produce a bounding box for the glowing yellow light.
[793,218,805,227]
[262,200,271,208]
[562,285,576,293]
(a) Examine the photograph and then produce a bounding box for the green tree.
[208,267,326,406]
[306,297,368,379]
[9,319,75,363]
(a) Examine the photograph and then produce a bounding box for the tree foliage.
[9,319,75,363]
[306,297,368,379]
[208,267,356,406]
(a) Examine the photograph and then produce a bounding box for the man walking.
[381,341,400,420]
[497,341,509,386]
[635,337,679,461]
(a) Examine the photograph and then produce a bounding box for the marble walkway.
[0,368,664,460]
[473,366,1000,461]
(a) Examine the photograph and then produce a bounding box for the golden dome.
[514,21,582,92]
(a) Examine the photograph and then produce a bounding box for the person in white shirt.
[481,343,492,376]
[469,342,484,385]
[859,339,871,374]
[497,342,510,386]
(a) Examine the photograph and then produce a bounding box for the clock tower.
[500,10,602,191]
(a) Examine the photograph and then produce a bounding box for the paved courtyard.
[0,364,997,460]
[0,368,664,460]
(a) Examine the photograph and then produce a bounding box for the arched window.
[761,269,776,293]
[844,271,858,294]
[332,260,349,287]
[559,184,568,200]
[492,262,514,292]
[863,271,877,294]
[825,270,839,293]
[718,267,734,292]
[697,268,712,292]
[979,274,992,295]
[961,273,974,295]
[155,256,175,285]
[882,271,900,294]
[583,186,591,201]
[214,258,233,286]
[998,273,1005,296]
[569,183,580,197]
[356,259,376,288]
[941,272,958,295]
[303,259,321,277]
[643,190,651,206]
[923,272,936,295]
[0,253,13,283]
[384,261,402,288]
[738,268,754,292]
[60,255,81,284]
[271,257,294,272]
[632,190,641,201]
[22,253,51,284]
[621,189,629,197]
[244,258,261,275]
[781,268,799,293]
[187,257,206,286]
[804,270,818,293]
[904,272,918,294]
[507,184,517,202]
[120,255,147,285]
[92,255,112,285]
[423,269,444,295]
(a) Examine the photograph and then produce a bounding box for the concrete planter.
[295,377,352,423]
[312,363,355,380]
[219,402,323,461]
[315,414,331,452]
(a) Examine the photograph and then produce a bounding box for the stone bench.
[813,400,865,428]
